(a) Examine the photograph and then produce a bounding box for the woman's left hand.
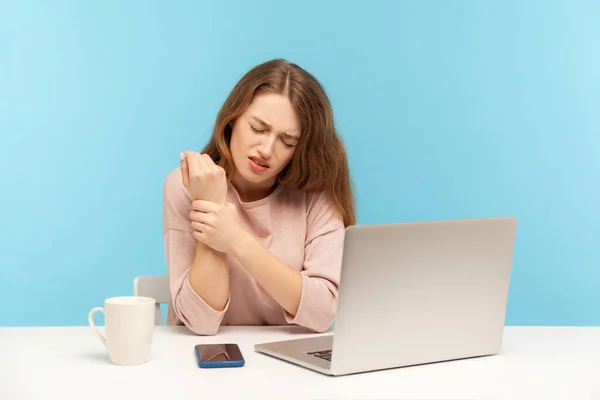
[190,200,244,254]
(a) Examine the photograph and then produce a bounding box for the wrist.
[231,230,254,260]
[196,240,227,258]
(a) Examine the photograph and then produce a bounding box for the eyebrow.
[251,116,300,140]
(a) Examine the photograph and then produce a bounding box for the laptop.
[254,216,517,376]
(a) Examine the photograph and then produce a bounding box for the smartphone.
[194,343,245,368]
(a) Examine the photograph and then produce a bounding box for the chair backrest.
[133,276,170,326]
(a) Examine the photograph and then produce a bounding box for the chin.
[240,170,265,183]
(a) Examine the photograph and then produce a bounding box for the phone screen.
[195,344,244,362]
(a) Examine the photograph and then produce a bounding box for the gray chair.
[133,276,169,326]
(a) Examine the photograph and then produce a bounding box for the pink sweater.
[162,167,345,335]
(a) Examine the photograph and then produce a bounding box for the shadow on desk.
[169,324,334,337]
[78,350,111,364]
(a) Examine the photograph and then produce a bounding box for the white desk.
[1,325,599,400]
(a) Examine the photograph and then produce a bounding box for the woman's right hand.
[180,151,227,205]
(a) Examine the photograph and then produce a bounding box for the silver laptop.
[254,217,517,376]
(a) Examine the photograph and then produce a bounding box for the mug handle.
[88,307,107,347]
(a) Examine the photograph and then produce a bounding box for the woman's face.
[229,92,301,199]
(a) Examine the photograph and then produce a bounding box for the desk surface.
[1,325,599,400]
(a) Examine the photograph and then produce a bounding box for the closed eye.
[250,124,265,133]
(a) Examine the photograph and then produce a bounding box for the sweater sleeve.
[283,191,346,332]
[162,167,229,335]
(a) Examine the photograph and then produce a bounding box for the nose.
[257,135,276,159]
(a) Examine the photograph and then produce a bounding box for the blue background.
[1,0,598,327]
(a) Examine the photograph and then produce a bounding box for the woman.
[162,58,355,335]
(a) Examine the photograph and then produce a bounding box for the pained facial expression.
[229,93,301,193]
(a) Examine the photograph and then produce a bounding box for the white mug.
[88,296,156,366]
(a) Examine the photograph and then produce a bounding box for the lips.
[249,156,270,168]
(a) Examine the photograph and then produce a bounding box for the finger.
[195,152,209,170]
[189,210,202,222]
[202,154,226,177]
[192,230,204,242]
[191,221,207,232]
[190,211,217,229]
[180,152,190,189]
[185,150,202,179]
[191,200,219,213]
[189,210,208,223]
[202,153,216,167]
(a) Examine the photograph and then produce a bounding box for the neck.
[230,173,278,203]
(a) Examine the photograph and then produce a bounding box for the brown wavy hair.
[201,58,355,227]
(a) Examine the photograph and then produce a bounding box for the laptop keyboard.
[307,349,332,362]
